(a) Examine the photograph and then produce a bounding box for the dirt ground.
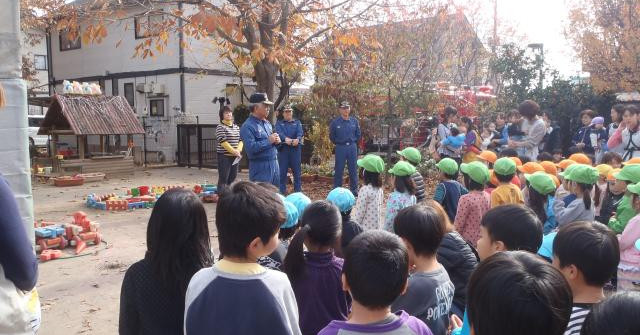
[34,167,229,335]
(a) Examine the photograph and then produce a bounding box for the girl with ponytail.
[283,200,350,335]
[553,164,598,227]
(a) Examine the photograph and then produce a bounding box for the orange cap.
[477,150,498,163]
[556,159,576,170]
[569,153,592,165]
[549,174,561,187]
[509,156,523,167]
[540,161,558,176]
[518,162,545,174]
[607,168,622,181]
[623,157,640,165]
[489,169,499,187]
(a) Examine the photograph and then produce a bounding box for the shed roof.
[38,95,144,135]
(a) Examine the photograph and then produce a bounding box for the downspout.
[178,1,185,115]
[45,31,53,95]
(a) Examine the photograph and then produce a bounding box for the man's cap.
[613,164,640,184]
[494,157,517,176]
[590,116,605,125]
[540,161,558,176]
[477,150,498,163]
[525,172,557,195]
[249,92,273,105]
[282,104,293,111]
[357,154,385,173]
[339,101,351,109]
[556,159,576,170]
[388,161,417,177]
[397,147,422,165]
[285,192,311,218]
[281,201,300,229]
[518,162,545,174]
[623,157,640,165]
[563,164,599,185]
[607,168,622,182]
[460,161,490,184]
[595,164,613,177]
[327,187,356,213]
[569,153,592,165]
[436,158,458,175]
[627,182,640,195]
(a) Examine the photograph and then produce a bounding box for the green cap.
[564,164,599,184]
[436,158,459,175]
[525,172,556,195]
[388,161,417,177]
[558,163,582,179]
[494,157,517,176]
[357,154,385,173]
[397,147,422,165]
[627,181,640,195]
[460,161,490,184]
[613,164,640,184]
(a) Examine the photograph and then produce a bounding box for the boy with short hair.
[319,230,433,335]
[391,206,455,335]
[398,147,426,202]
[184,181,301,335]
[490,157,524,208]
[433,158,468,222]
[552,221,620,335]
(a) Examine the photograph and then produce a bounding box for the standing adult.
[434,105,461,163]
[541,110,561,154]
[608,104,625,156]
[330,101,361,196]
[276,104,304,194]
[509,100,546,160]
[608,104,640,161]
[571,109,596,154]
[240,93,281,186]
[215,106,242,193]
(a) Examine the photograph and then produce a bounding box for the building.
[23,29,51,115]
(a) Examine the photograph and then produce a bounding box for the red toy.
[37,236,68,252]
[64,211,102,254]
[40,249,62,262]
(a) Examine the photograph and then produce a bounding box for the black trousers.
[217,153,238,193]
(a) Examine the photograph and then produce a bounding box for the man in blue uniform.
[276,104,304,194]
[240,93,281,186]
[330,101,361,195]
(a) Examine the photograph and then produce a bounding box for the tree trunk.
[254,59,278,123]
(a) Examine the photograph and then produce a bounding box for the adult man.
[275,104,303,194]
[330,101,361,195]
[240,93,281,186]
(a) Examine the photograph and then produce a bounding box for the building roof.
[38,95,144,135]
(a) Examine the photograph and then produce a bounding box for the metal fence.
[177,124,218,169]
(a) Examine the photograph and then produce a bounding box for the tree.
[566,0,640,92]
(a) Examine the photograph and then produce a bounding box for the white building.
[47,1,255,163]
[23,30,51,115]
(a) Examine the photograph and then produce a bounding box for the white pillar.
[0,0,35,243]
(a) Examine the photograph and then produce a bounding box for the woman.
[608,104,626,156]
[119,189,214,335]
[608,104,640,161]
[509,100,546,161]
[215,106,243,192]
[460,117,482,163]
[433,105,461,163]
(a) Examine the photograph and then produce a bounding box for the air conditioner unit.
[152,83,165,95]
[135,83,146,93]
[144,83,154,93]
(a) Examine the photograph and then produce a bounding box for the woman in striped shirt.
[216,106,243,192]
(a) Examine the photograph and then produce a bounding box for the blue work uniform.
[240,115,280,186]
[275,119,304,194]
[330,116,361,195]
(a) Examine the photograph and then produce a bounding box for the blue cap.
[277,193,286,202]
[285,192,311,217]
[537,232,557,259]
[281,201,300,229]
[326,187,356,213]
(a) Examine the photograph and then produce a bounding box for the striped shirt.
[216,122,241,156]
[564,303,593,335]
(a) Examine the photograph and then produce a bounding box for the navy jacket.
[276,119,304,148]
[240,115,278,161]
[329,117,361,145]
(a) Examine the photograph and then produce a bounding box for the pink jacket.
[619,214,640,267]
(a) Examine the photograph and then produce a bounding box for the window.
[59,29,81,51]
[28,117,44,128]
[34,55,47,71]
[124,83,135,107]
[149,99,164,117]
[134,14,164,39]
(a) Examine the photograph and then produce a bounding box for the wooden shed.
[38,94,144,176]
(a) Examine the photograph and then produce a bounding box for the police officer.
[240,93,281,186]
[275,104,304,194]
[330,101,361,196]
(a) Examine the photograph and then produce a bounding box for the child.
[597,168,624,224]
[354,154,385,230]
[590,116,608,163]
[455,162,491,247]
[428,200,478,318]
[391,206,455,335]
[617,181,640,290]
[258,199,299,271]
[608,164,640,233]
[580,292,640,335]
[594,164,613,219]
[525,172,557,234]
[327,187,363,257]
[553,148,564,163]
[184,182,301,335]
[283,201,350,335]
[398,147,426,202]
[601,151,623,168]
[485,170,499,195]
[552,221,620,335]
[433,158,468,222]
[466,251,572,335]
[490,157,524,207]
[120,189,214,334]
[384,161,417,232]
[319,230,432,335]
[554,164,598,226]
[460,117,482,163]
[555,161,578,202]
[480,121,497,150]
[572,109,596,154]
